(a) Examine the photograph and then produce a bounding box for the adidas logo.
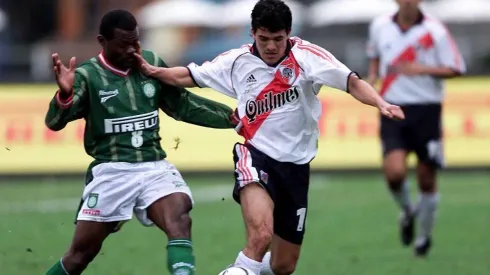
[246,74,257,84]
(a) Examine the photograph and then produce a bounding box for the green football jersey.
[45,50,235,168]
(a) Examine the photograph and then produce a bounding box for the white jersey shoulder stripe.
[424,16,464,72]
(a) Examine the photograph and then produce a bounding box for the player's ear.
[97,35,106,47]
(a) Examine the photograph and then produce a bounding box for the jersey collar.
[251,39,294,67]
[392,10,425,32]
[97,52,131,77]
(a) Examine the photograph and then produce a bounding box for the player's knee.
[383,152,407,188]
[165,212,192,239]
[384,166,406,191]
[417,163,437,192]
[271,261,296,275]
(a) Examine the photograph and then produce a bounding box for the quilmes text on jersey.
[104,111,159,134]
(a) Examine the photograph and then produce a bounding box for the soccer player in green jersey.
[44,9,237,275]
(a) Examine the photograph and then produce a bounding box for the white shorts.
[77,160,193,226]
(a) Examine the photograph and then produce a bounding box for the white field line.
[0,181,329,214]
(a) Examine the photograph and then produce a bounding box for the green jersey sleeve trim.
[45,67,90,131]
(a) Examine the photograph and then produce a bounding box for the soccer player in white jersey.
[135,0,404,273]
[366,0,466,256]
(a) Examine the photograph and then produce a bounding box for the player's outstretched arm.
[45,54,89,131]
[134,53,197,88]
[347,75,405,120]
[159,84,237,129]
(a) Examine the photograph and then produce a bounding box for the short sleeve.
[434,30,466,74]
[366,19,379,59]
[297,43,355,92]
[187,50,242,98]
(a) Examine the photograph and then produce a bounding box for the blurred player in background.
[44,9,237,275]
[366,0,465,256]
[135,0,404,274]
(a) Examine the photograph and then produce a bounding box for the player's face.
[98,28,140,70]
[252,28,290,66]
[396,0,421,13]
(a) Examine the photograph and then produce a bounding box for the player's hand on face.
[52,53,76,95]
[378,102,405,120]
[133,53,158,77]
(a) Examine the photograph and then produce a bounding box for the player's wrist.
[375,97,389,110]
[55,89,74,109]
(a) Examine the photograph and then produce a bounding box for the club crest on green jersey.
[87,193,99,208]
[143,83,156,98]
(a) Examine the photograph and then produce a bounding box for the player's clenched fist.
[52,53,76,95]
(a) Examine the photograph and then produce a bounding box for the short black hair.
[99,9,138,39]
[251,0,292,33]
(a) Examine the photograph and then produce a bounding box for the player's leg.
[231,143,274,274]
[46,221,119,275]
[413,161,439,256]
[413,104,444,256]
[46,165,139,274]
[380,112,414,245]
[146,194,195,275]
[133,161,195,275]
[260,162,309,275]
[235,183,274,274]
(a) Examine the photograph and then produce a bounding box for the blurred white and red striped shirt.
[367,12,466,105]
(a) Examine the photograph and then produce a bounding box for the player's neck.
[395,10,423,31]
[98,52,130,77]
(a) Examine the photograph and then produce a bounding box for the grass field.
[0,171,489,275]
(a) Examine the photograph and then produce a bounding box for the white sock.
[260,251,274,275]
[416,192,440,243]
[391,179,412,213]
[234,251,263,275]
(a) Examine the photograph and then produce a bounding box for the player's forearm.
[180,91,236,129]
[45,90,86,131]
[151,67,197,88]
[421,66,461,78]
[367,58,379,86]
[45,91,74,131]
[348,76,385,108]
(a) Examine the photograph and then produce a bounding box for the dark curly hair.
[251,0,292,33]
[99,9,137,40]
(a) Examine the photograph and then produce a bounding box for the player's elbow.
[347,74,363,94]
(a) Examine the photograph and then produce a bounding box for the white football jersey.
[367,13,466,105]
[188,37,355,164]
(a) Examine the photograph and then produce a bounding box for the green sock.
[46,259,69,275]
[167,239,195,275]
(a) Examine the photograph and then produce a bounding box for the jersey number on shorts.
[296,207,306,231]
[131,131,144,148]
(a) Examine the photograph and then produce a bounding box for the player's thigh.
[269,234,302,275]
[133,160,194,229]
[380,112,410,178]
[413,104,444,169]
[232,143,274,235]
[272,161,309,246]
[269,162,309,274]
[77,163,143,225]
